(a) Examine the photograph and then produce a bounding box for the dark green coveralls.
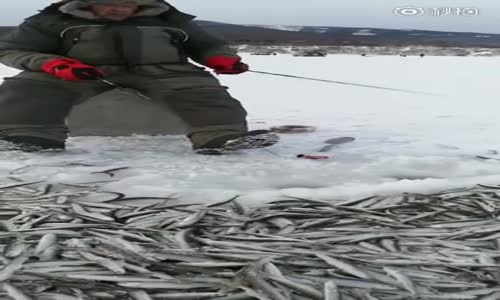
[0,0,248,149]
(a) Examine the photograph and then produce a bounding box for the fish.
[0,178,498,299]
[323,280,340,300]
[318,137,356,152]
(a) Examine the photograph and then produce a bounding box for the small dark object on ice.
[270,125,317,134]
[297,154,330,160]
[196,130,279,155]
[487,149,499,155]
[476,155,500,161]
[318,137,356,152]
[323,137,356,145]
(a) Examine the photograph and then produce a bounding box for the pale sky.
[2,0,498,34]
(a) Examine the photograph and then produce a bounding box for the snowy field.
[1,54,500,205]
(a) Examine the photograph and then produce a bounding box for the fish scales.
[1,180,500,298]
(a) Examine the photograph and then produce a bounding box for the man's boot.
[1,136,65,152]
[195,130,279,155]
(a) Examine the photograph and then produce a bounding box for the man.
[0,0,278,154]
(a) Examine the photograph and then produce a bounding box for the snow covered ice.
[1,53,500,205]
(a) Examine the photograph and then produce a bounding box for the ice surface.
[1,54,500,205]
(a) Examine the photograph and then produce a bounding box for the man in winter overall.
[0,0,278,154]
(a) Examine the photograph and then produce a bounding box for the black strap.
[112,26,142,68]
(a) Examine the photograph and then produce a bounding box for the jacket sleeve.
[181,22,239,65]
[0,18,63,71]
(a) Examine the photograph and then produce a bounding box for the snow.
[352,29,376,36]
[249,25,304,32]
[1,54,500,206]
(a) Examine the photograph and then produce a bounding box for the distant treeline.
[1,21,499,48]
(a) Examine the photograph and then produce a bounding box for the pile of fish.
[0,178,500,300]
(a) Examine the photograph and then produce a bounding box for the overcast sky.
[2,0,498,34]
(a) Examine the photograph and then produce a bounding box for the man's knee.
[168,88,248,126]
[0,79,79,124]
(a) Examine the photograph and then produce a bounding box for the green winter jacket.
[0,0,237,73]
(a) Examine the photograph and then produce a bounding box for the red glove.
[205,56,249,74]
[41,58,104,81]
